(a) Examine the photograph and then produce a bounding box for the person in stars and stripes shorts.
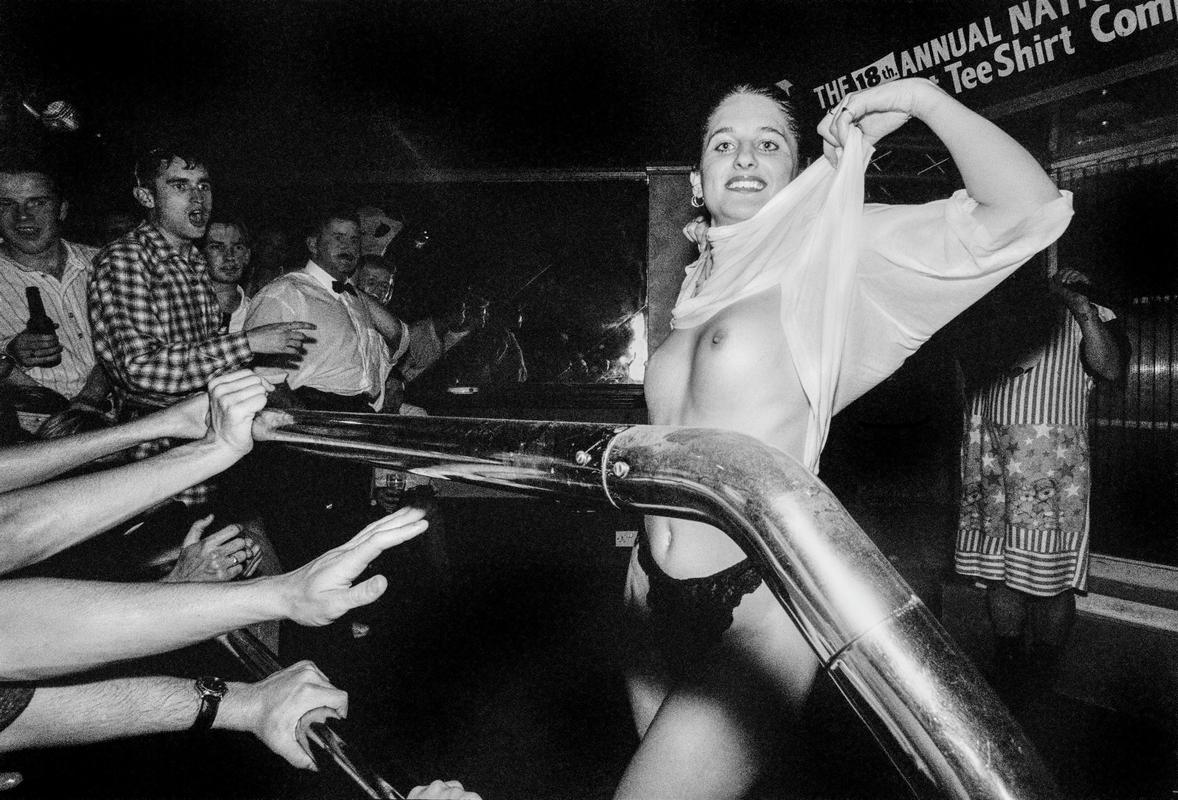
[955,266,1124,700]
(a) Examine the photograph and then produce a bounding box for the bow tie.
[332,280,357,296]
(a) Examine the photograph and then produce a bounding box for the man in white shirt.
[244,208,412,571]
[245,207,407,412]
[0,158,109,424]
[203,216,252,333]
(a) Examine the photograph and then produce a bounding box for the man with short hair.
[245,207,406,412]
[352,254,396,308]
[88,146,313,505]
[0,158,109,424]
[90,146,313,414]
[203,216,252,333]
[245,209,411,567]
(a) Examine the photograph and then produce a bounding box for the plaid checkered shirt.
[89,221,254,505]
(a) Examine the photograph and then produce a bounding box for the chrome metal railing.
[258,410,1058,800]
[219,629,405,799]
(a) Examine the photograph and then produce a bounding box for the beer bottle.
[25,287,62,367]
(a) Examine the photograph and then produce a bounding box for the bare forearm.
[362,296,405,349]
[0,411,174,493]
[0,577,286,680]
[0,677,194,750]
[1078,313,1123,382]
[915,83,1061,225]
[0,439,239,573]
[0,675,258,751]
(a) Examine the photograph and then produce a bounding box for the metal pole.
[268,410,1060,800]
[218,629,404,800]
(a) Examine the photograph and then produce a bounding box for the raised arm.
[0,371,270,572]
[0,507,427,679]
[358,292,408,356]
[818,77,1062,230]
[1053,268,1124,382]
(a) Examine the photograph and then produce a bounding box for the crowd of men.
[0,145,482,799]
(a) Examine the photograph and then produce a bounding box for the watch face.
[196,676,228,697]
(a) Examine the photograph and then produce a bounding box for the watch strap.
[192,676,226,733]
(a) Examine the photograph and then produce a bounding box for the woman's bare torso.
[642,285,809,577]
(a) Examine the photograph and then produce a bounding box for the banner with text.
[805,0,1178,111]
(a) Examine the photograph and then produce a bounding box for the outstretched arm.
[0,389,214,494]
[818,77,1061,230]
[2,663,484,792]
[0,371,275,572]
[0,507,427,679]
[0,662,347,770]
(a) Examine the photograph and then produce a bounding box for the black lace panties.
[638,538,763,670]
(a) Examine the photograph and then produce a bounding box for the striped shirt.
[970,306,1113,426]
[0,240,99,398]
[89,222,253,409]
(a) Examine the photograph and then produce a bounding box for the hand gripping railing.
[218,629,408,799]
[265,410,1060,800]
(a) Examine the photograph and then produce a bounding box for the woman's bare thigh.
[622,543,671,736]
[618,570,821,800]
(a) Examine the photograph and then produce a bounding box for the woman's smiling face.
[692,92,798,227]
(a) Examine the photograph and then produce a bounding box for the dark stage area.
[4,495,1173,800]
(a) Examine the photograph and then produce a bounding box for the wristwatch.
[192,676,228,732]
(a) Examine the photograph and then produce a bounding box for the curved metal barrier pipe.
[219,630,405,799]
[269,410,1058,800]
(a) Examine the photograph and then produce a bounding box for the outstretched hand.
[817,77,944,167]
[278,506,429,626]
[246,321,316,357]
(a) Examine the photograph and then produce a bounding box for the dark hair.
[700,84,800,170]
[305,205,360,240]
[133,144,209,190]
[0,148,63,197]
[205,216,251,247]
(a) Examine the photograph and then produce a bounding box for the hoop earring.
[690,194,704,208]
